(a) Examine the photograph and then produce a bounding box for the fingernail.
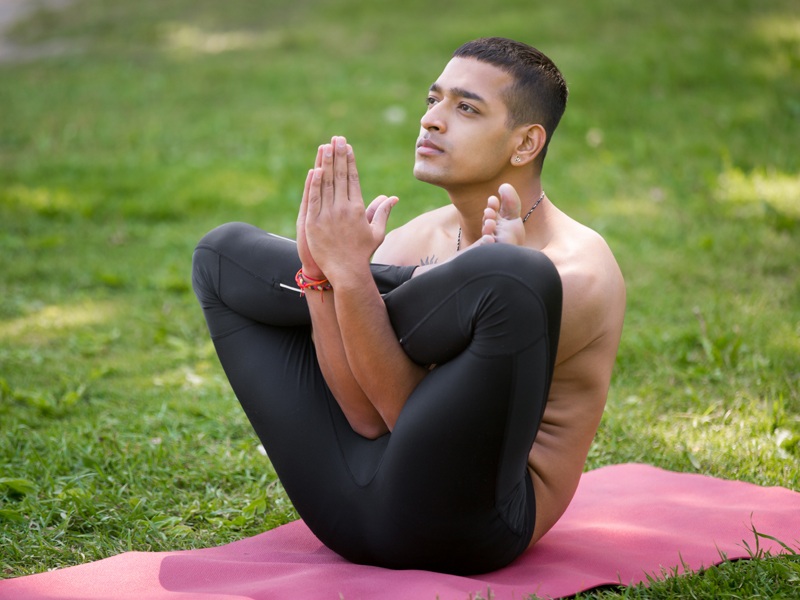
[336,137,346,148]
[324,145,333,157]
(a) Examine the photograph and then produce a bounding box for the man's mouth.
[416,137,444,155]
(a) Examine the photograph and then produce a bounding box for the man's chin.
[413,164,446,187]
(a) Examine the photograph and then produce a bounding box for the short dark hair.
[453,37,568,164]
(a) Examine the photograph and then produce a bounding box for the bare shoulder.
[541,212,626,362]
[373,205,455,267]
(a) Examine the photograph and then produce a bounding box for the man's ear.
[510,124,547,167]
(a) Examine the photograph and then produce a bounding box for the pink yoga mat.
[2,464,798,600]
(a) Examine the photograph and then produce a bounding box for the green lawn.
[2,0,799,596]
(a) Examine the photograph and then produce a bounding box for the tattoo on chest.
[419,255,439,266]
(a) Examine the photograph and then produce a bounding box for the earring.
[514,156,522,163]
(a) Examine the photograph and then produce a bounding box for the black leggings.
[191,222,562,575]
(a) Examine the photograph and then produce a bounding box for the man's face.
[414,57,519,190]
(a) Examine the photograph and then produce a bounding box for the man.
[192,37,625,575]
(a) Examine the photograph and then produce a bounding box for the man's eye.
[459,103,477,114]
[426,96,438,107]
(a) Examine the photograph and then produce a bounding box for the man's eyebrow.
[428,83,486,104]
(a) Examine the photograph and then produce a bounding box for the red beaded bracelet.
[294,268,333,300]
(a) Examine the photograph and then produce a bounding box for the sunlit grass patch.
[0,300,118,342]
[715,166,800,224]
[161,23,268,57]
[751,14,800,78]
[1,184,94,218]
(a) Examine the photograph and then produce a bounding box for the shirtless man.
[192,37,625,575]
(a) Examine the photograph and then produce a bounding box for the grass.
[1,0,799,596]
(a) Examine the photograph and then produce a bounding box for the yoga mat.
[2,464,798,600]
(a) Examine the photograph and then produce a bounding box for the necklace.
[456,190,545,251]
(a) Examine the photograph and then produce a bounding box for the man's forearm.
[299,134,424,431]
[306,292,389,439]
[331,268,428,431]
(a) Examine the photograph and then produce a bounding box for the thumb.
[369,196,398,232]
[365,194,389,223]
[297,169,313,228]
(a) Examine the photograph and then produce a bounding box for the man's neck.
[447,177,543,245]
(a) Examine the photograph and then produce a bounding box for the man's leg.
[192,224,561,574]
[192,223,340,502]
[191,222,414,540]
[340,243,562,574]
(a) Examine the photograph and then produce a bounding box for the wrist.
[295,268,333,300]
[326,267,376,297]
[301,264,326,281]
[323,258,372,286]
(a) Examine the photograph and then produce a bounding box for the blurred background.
[1,0,798,587]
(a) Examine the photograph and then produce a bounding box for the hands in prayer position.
[297,136,397,283]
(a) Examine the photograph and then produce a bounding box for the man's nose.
[420,102,445,132]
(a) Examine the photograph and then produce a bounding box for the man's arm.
[301,137,427,435]
[296,155,387,438]
[306,294,390,437]
[326,266,428,431]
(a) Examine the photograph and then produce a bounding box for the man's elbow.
[349,417,390,440]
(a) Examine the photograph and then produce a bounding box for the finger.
[315,145,323,169]
[333,136,349,204]
[320,143,334,204]
[346,143,363,204]
[299,169,314,219]
[365,195,388,223]
[303,167,314,202]
[369,196,398,233]
[308,167,323,217]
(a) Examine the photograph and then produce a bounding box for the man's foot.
[478,183,526,246]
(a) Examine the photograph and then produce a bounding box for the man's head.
[452,37,568,166]
[414,38,568,190]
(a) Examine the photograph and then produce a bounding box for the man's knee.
[452,245,562,348]
[192,222,248,305]
[455,244,561,298]
[192,222,260,294]
[191,246,219,307]
[195,222,254,255]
